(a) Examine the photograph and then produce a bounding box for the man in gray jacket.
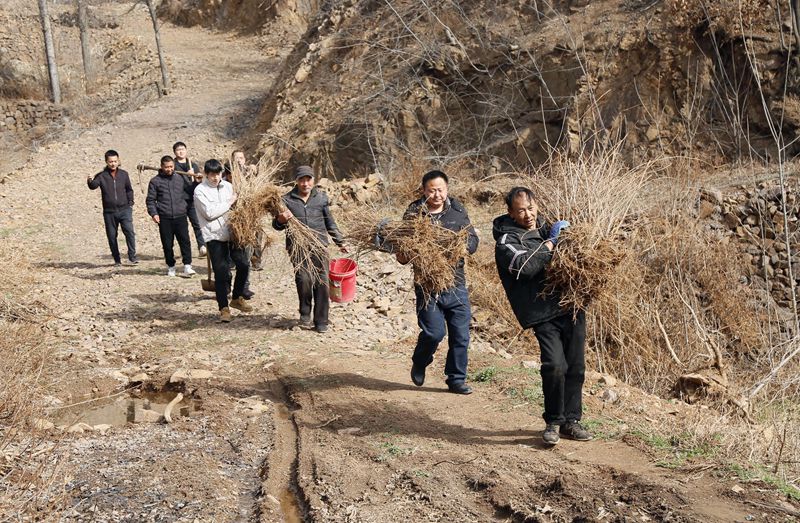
[146,156,196,277]
[273,165,346,332]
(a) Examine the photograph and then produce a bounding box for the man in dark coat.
[493,186,591,445]
[146,155,196,277]
[401,170,479,395]
[87,149,137,267]
[273,165,346,333]
[172,141,206,257]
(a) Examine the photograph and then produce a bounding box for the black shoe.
[242,288,255,300]
[299,314,311,325]
[410,365,425,387]
[315,324,328,333]
[560,421,592,441]
[447,382,473,395]
[129,258,139,265]
[543,424,560,445]
[113,261,122,267]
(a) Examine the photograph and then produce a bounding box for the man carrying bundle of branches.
[400,170,479,395]
[194,159,253,323]
[272,165,346,333]
[493,187,591,445]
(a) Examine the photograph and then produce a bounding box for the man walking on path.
[172,141,206,258]
[400,170,479,395]
[193,159,252,322]
[273,165,346,333]
[146,155,196,277]
[493,186,591,445]
[87,150,137,267]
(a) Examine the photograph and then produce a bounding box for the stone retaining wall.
[0,100,64,136]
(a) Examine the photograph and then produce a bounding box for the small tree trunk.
[37,0,61,103]
[77,0,92,90]
[145,0,171,93]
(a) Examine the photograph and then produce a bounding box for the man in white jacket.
[193,159,253,322]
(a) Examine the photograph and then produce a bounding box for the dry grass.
[0,246,64,518]
[531,147,652,313]
[345,207,468,296]
[227,164,328,276]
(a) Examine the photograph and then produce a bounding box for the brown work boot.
[230,297,253,313]
[220,307,232,323]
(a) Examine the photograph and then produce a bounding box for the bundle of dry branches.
[346,208,468,296]
[226,165,328,273]
[531,147,652,312]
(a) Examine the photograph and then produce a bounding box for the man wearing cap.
[272,165,347,333]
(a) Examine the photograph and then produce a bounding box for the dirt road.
[0,3,785,522]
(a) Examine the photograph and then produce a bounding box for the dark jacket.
[88,168,134,212]
[174,159,200,175]
[493,214,567,327]
[146,171,194,219]
[404,197,479,288]
[272,187,344,249]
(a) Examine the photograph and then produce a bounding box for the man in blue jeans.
[398,170,479,394]
[87,150,137,267]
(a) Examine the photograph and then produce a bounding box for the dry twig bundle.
[227,164,328,274]
[531,148,652,312]
[346,208,468,296]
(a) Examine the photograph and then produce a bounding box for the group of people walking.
[88,149,591,445]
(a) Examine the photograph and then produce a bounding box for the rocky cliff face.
[161,0,800,181]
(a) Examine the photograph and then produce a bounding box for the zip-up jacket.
[493,214,566,327]
[403,197,479,288]
[145,171,194,219]
[87,167,134,212]
[272,187,344,249]
[193,179,234,242]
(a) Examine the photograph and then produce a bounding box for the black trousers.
[102,207,136,263]
[208,240,249,310]
[187,204,205,248]
[294,254,329,328]
[532,311,586,425]
[158,216,192,267]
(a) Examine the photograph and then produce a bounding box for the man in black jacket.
[146,156,196,277]
[87,150,137,266]
[493,186,591,445]
[401,170,479,395]
[172,141,206,257]
[273,165,346,333]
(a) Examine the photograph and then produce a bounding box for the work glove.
[548,220,571,245]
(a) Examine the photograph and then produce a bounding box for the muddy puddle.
[52,390,201,428]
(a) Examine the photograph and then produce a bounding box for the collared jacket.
[88,167,134,212]
[493,214,566,327]
[193,179,234,243]
[145,171,194,219]
[403,197,479,288]
[272,187,344,249]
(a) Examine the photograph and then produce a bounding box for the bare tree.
[77,0,93,90]
[144,0,171,93]
[37,0,61,103]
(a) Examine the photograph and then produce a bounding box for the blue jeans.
[413,285,471,385]
[102,207,136,263]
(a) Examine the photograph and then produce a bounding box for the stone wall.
[702,179,800,309]
[0,100,64,136]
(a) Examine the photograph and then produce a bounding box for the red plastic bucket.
[329,258,358,303]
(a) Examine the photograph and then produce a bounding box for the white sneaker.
[183,264,196,276]
[167,266,176,277]
[199,245,207,257]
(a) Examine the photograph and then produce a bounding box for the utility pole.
[145,0,171,93]
[77,0,93,90]
[37,0,61,103]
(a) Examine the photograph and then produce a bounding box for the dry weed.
[345,207,468,296]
